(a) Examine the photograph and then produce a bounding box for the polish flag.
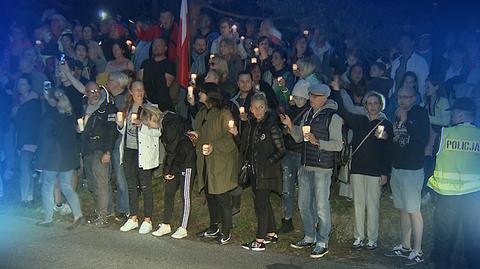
[177,0,190,88]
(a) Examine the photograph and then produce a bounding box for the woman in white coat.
[116,80,161,234]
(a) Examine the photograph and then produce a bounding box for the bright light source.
[99,10,108,20]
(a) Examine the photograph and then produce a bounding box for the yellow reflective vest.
[428,123,480,195]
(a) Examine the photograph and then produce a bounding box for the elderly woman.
[230,92,286,251]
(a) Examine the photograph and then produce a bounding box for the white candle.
[254,47,259,56]
[131,113,138,122]
[251,57,257,64]
[77,118,84,132]
[292,64,298,71]
[191,73,197,81]
[377,125,385,133]
[277,77,283,83]
[232,24,238,33]
[187,86,194,98]
[126,40,133,46]
[289,95,294,101]
[35,40,42,45]
[202,144,210,155]
[228,120,235,128]
[302,125,311,141]
[255,84,260,91]
[131,45,136,54]
[240,36,245,40]
[116,112,124,122]
[239,106,245,114]
[210,54,215,60]
[303,30,309,36]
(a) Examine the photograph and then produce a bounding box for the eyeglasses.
[88,89,100,94]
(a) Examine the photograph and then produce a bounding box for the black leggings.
[124,148,153,218]
[205,189,233,235]
[252,176,276,239]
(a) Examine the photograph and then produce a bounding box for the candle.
[77,118,84,132]
[377,125,385,133]
[228,120,235,128]
[251,57,257,64]
[210,54,215,60]
[255,84,260,91]
[131,45,136,54]
[254,47,259,56]
[302,125,311,141]
[292,64,298,71]
[131,113,138,122]
[289,95,294,101]
[202,144,210,155]
[116,112,124,122]
[191,73,197,81]
[232,24,238,33]
[35,40,42,45]
[239,106,245,114]
[277,77,283,83]
[187,86,194,98]
[376,125,385,139]
[126,40,133,46]
[240,36,245,40]
[303,30,309,36]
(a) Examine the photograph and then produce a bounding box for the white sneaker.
[61,203,72,215]
[139,221,153,234]
[171,227,188,239]
[120,218,139,232]
[152,223,171,237]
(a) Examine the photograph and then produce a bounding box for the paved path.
[0,214,390,269]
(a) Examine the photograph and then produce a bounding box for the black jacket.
[284,103,310,153]
[80,97,118,155]
[34,107,80,172]
[239,112,285,193]
[161,112,196,176]
[13,98,41,149]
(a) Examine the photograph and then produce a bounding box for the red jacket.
[136,23,179,62]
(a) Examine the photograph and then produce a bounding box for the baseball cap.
[309,83,331,97]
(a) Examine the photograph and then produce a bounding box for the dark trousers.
[163,168,194,228]
[84,151,110,218]
[431,191,480,269]
[205,189,233,235]
[252,175,277,239]
[124,148,153,218]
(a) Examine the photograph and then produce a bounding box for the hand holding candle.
[202,144,212,156]
[116,112,124,122]
[292,64,298,71]
[77,118,84,132]
[254,47,259,56]
[228,120,235,128]
[375,125,387,139]
[131,112,138,122]
[239,106,245,114]
[251,57,257,64]
[302,125,311,141]
[232,24,238,33]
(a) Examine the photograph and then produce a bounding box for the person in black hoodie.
[141,106,196,240]
[331,81,393,250]
[384,86,430,266]
[230,92,286,251]
[80,82,118,227]
[35,89,83,229]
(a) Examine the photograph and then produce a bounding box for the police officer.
[428,98,480,269]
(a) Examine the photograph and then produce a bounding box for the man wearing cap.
[281,83,343,258]
[428,98,480,269]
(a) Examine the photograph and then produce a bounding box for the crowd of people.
[0,5,479,269]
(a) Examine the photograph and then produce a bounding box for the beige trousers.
[351,174,381,242]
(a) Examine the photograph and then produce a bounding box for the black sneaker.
[310,245,329,258]
[404,250,424,266]
[264,234,278,244]
[115,213,128,222]
[384,244,412,258]
[216,233,231,245]
[290,239,315,249]
[241,240,266,251]
[196,226,220,238]
[277,218,294,234]
[86,217,109,228]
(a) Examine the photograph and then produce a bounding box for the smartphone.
[59,54,66,65]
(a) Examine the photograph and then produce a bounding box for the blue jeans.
[298,166,332,247]
[281,151,301,219]
[108,138,129,215]
[41,170,82,222]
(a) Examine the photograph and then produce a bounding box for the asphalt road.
[0,214,390,269]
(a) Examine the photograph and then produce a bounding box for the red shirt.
[136,23,179,62]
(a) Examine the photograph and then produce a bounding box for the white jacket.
[118,122,161,170]
[390,52,429,98]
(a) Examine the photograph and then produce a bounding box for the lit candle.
[232,24,238,33]
[254,47,259,56]
[77,118,84,132]
[377,125,385,138]
[240,36,245,40]
[289,95,294,101]
[302,125,311,141]
[239,106,245,114]
[126,40,133,46]
[228,120,235,128]
[116,112,124,122]
[255,84,260,91]
[191,73,197,81]
[35,40,42,45]
[251,57,257,64]
[303,30,309,36]
[202,144,210,155]
[131,113,138,122]
[210,54,215,60]
[377,125,385,133]
[277,77,283,83]
[187,86,194,98]
[131,45,136,54]
[292,64,298,71]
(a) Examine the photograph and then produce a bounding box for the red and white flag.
[177,0,190,88]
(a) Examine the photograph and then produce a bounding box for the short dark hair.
[237,71,252,81]
[193,35,207,43]
[272,48,287,61]
[74,41,89,52]
[371,61,386,73]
